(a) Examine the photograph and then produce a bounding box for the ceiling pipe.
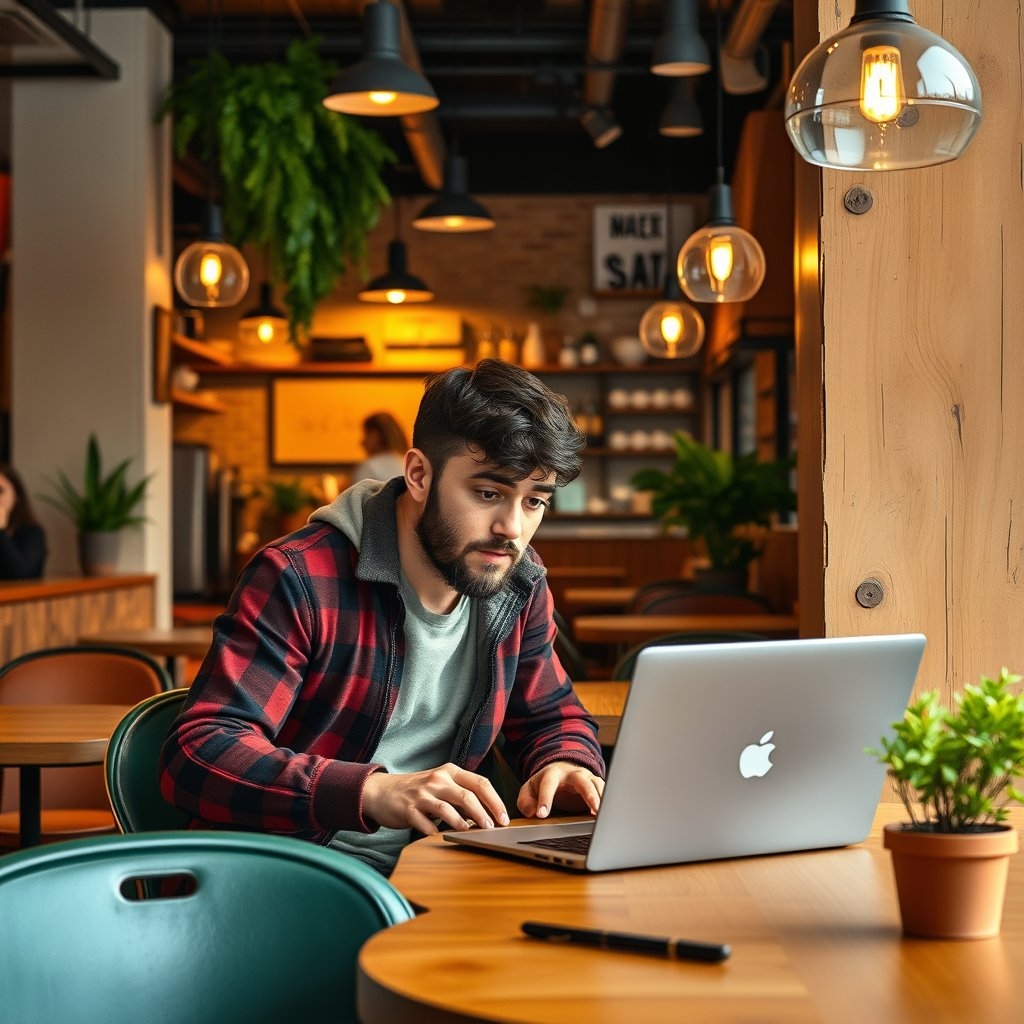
[580,0,631,114]
[721,0,781,96]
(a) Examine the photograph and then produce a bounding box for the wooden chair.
[630,582,776,616]
[0,830,414,1024]
[0,645,172,848]
[611,631,770,681]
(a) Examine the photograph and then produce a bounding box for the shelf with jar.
[534,363,703,519]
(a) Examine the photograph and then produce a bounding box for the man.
[160,359,606,875]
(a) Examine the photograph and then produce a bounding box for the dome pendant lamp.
[677,5,765,305]
[323,1,438,117]
[785,0,982,171]
[650,0,711,77]
[238,281,288,346]
[359,196,434,304]
[412,155,495,233]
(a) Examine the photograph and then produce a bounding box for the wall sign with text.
[591,204,695,296]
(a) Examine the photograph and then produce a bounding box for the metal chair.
[0,645,172,848]
[105,688,191,833]
[0,829,415,1024]
[611,631,770,681]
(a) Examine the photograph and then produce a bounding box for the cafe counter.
[0,575,156,662]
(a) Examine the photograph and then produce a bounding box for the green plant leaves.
[867,668,1024,831]
[162,39,395,342]
[630,432,795,571]
[38,434,152,532]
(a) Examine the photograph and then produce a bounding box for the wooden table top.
[0,704,132,765]
[78,627,213,658]
[561,585,638,610]
[359,804,1024,1023]
[573,613,799,644]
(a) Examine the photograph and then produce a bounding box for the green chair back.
[0,830,415,1024]
[104,688,192,833]
[611,631,770,681]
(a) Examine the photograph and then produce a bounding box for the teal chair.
[104,688,191,832]
[0,830,415,1024]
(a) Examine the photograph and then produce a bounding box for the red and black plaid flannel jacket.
[159,479,604,844]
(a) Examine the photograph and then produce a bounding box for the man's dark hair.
[412,359,584,485]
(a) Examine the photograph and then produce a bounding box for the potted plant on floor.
[264,478,319,537]
[631,432,794,590]
[39,434,152,576]
[868,668,1024,938]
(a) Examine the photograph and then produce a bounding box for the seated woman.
[351,412,409,484]
[0,463,47,579]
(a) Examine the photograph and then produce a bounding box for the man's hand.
[518,761,604,819]
[361,763,510,835]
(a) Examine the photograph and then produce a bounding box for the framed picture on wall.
[270,376,423,467]
[591,203,695,297]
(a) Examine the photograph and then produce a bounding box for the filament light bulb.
[257,320,276,344]
[707,235,735,293]
[660,311,683,345]
[199,252,223,299]
[860,44,905,123]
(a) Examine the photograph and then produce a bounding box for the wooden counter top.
[0,575,156,605]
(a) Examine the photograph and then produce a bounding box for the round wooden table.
[0,704,131,847]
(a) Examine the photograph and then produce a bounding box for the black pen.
[521,920,730,963]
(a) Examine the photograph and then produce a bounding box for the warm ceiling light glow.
[173,206,249,309]
[660,310,683,344]
[386,289,406,304]
[368,90,397,106]
[638,299,705,359]
[199,252,222,292]
[860,44,905,122]
[256,320,276,343]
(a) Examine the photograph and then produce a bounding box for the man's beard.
[416,482,522,598]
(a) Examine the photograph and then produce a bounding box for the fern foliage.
[162,40,395,341]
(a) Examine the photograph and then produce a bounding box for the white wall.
[10,9,173,625]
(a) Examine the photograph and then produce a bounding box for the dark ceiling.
[134,0,793,198]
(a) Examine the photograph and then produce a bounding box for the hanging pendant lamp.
[659,78,704,138]
[676,5,765,306]
[174,202,250,308]
[640,175,704,359]
[650,0,711,77]
[238,281,288,346]
[323,0,438,116]
[358,240,434,303]
[785,0,982,171]
[412,155,495,233]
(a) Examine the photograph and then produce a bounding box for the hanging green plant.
[162,39,395,341]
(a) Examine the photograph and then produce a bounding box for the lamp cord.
[715,0,725,185]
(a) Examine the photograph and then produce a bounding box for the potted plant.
[868,668,1024,938]
[631,432,795,589]
[264,478,319,536]
[39,434,152,576]
[162,39,394,343]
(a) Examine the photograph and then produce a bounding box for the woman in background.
[0,463,47,579]
[352,412,408,484]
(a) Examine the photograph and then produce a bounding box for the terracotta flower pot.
[883,822,1019,939]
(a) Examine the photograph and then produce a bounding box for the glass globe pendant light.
[785,0,982,171]
[676,4,765,305]
[173,7,249,309]
[174,202,249,308]
[639,193,704,359]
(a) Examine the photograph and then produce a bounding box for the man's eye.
[525,497,550,512]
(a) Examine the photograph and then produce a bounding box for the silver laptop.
[443,633,926,871]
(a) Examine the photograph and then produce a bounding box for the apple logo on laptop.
[738,731,776,778]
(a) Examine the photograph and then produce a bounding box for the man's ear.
[403,448,432,505]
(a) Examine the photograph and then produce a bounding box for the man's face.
[415,452,555,599]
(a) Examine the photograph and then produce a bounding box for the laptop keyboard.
[519,832,593,854]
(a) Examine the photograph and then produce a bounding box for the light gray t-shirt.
[330,572,478,875]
